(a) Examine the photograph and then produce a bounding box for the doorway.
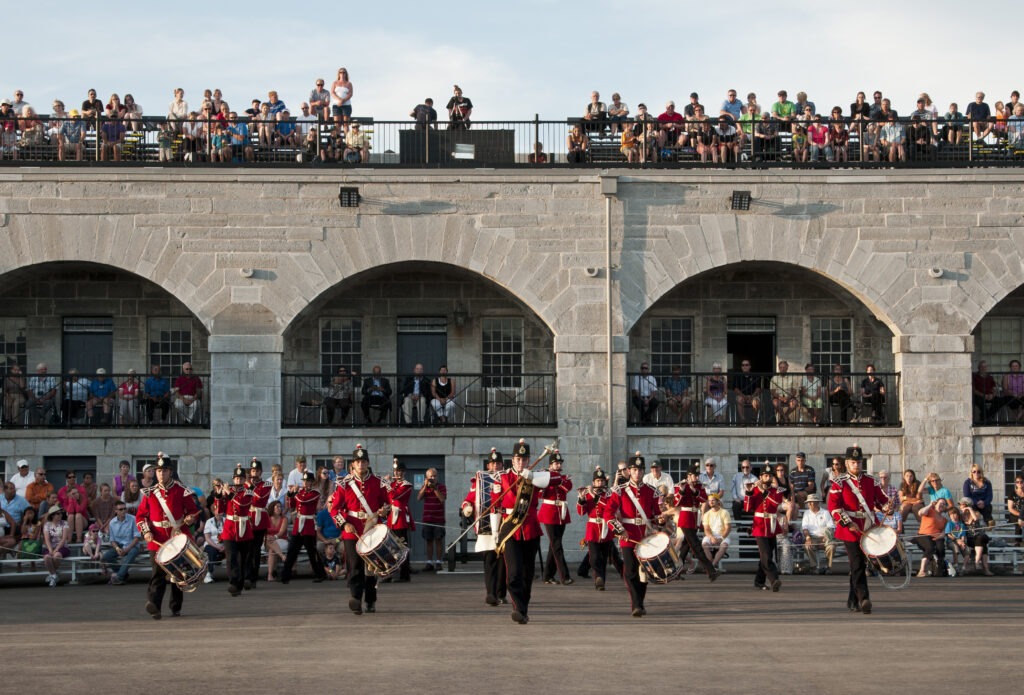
[725,317,777,374]
[62,317,113,374]
[395,454,447,563]
[396,318,447,376]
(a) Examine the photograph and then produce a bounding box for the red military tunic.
[827,473,890,543]
[136,481,200,551]
[576,488,612,542]
[330,472,388,541]
[498,470,544,542]
[386,478,415,531]
[603,482,660,548]
[537,471,574,526]
[247,479,271,532]
[221,487,254,542]
[744,486,785,537]
[288,488,321,536]
[672,482,707,530]
[461,475,499,527]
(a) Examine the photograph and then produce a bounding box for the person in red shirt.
[603,452,662,617]
[281,470,326,585]
[330,444,389,614]
[828,445,890,614]
[668,466,720,581]
[418,465,447,571]
[497,439,551,624]
[744,464,784,592]
[217,466,254,596]
[136,455,200,619]
[386,458,415,582]
[539,450,573,585]
[462,449,506,605]
[246,458,271,588]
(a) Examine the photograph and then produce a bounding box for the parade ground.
[3,566,1017,694]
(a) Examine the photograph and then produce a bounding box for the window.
[482,318,523,388]
[650,318,693,377]
[149,318,193,373]
[0,318,27,372]
[976,317,1022,369]
[134,456,177,478]
[657,456,701,484]
[321,319,362,378]
[740,453,790,471]
[1004,456,1024,500]
[811,317,852,373]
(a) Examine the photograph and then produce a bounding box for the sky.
[3,0,1020,122]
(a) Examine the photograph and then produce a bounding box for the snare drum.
[155,534,209,592]
[356,524,409,577]
[635,532,684,584]
[859,525,907,576]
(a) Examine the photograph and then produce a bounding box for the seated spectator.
[86,368,116,425]
[800,494,835,574]
[699,458,725,506]
[227,112,254,163]
[973,360,1007,424]
[914,498,950,577]
[26,467,53,510]
[719,89,744,123]
[861,364,886,422]
[400,363,430,426]
[799,363,823,424]
[632,104,660,163]
[39,491,60,519]
[113,459,135,499]
[100,108,126,162]
[265,499,289,581]
[18,106,45,150]
[430,365,456,424]
[703,362,728,422]
[143,364,171,423]
[274,110,298,147]
[607,93,629,135]
[940,103,965,145]
[1,481,30,531]
[81,472,97,503]
[42,506,71,586]
[683,92,703,119]
[715,116,740,163]
[123,93,143,131]
[203,504,225,583]
[266,90,287,115]
[807,116,832,162]
[581,91,607,132]
[754,111,780,161]
[1008,103,1024,148]
[962,465,993,526]
[121,478,142,514]
[690,107,716,160]
[642,462,675,499]
[102,501,141,585]
[18,507,41,567]
[58,471,88,542]
[9,459,32,498]
[117,369,140,425]
[829,109,849,162]
[62,368,90,423]
[630,362,658,424]
[256,102,275,147]
[316,504,340,553]
[876,504,904,537]
[770,360,800,424]
[172,362,203,424]
[918,472,952,506]
[566,123,589,164]
[701,493,731,570]
[898,469,923,520]
[528,141,548,164]
[959,500,992,575]
[827,364,853,422]
[789,453,816,507]
[738,104,759,148]
[876,469,898,512]
[81,522,103,563]
[321,541,343,580]
[909,116,933,161]
[1004,359,1024,424]
[658,101,686,149]
[360,365,393,424]
[1009,476,1024,545]
[966,91,992,141]
[663,365,693,424]
[343,122,370,163]
[861,120,881,161]
[791,124,809,162]
[730,459,757,520]
[794,91,815,117]
[0,100,18,159]
[0,499,16,557]
[324,366,354,425]
[771,90,796,127]
[620,126,638,163]
[821,458,844,497]
[944,506,969,575]
[90,483,117,532]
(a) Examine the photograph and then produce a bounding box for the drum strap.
[348,479,375,517]
[624,486,650,529]
[845,477,876,532]
[153,488,182,533]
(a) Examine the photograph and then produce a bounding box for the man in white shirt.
[203,506,225,583]
[800,493,835,574]
[286,455,308,489]
[701,493,732,570]
[729,458,757,519]
[642,462,675,498]
[9,460,33,498]
[631,362,659,424]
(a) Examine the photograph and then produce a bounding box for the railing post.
[533,114,540,164]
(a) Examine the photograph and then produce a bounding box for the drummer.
[385,458,414,582]
[462,448,507,605]
[136,454,200,620]
[827,445,891,614]
[602,452,662,618]
[330,444,389,615]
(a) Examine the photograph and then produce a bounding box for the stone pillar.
[894,334,975,480]
[208,335,283,477]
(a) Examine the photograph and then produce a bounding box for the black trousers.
[843,540,870,606]
[754,536,780,587]
[344,538,377,604]
[393,528,411,580]
[224,539,252,591]
[587,540,615,582]
[246,530,266,584]
[621,545,647,610]
[483,549,506,600]
[147,554,183,614]
[913,534,947,572]
[281,533,325,582]
[542,523,570,581]
[503,536,540,616]
[677,527,716,574]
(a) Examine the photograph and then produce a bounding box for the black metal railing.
[627,370,901,428]
[1,371,209,429]
[1,114,1021,168]
[282,372,556,428]
[972,370,1024,426]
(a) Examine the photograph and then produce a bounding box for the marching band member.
[576,466,614,590]
[246,458,271,588]
[668,465,720,581]
[462,448,507,605]
[281,469,327,585]
[330,444,389,615]
[744,464,783,592]
[603,452,661,617]
[539,449,574,585]
[497,439,551,625]
[828,445,890,614]
[386,458,414,582]
[136,454,200,620]
[219,465,254,596]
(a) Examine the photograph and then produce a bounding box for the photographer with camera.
[418,467,447,571]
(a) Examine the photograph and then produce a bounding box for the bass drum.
[635,532,683,584]
[155,534,208,592]
[356,524,409,577]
